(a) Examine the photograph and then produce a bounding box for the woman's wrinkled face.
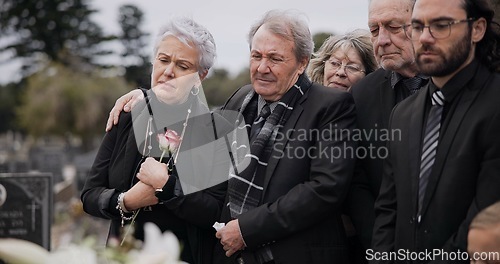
[151,35,201,105]
[323,47,366,91]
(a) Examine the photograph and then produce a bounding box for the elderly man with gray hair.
[213,9,356,264]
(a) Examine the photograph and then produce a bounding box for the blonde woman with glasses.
[307,29,378,91]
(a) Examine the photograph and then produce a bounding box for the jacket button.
[410,217,415,224]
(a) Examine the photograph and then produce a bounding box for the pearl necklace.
[143,102,193,162]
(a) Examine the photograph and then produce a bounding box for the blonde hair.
[307,29,377,85]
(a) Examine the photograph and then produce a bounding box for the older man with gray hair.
[213,9,356,264]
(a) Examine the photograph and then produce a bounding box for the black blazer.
[81,96,230,264]
[372,62,500,263]
[347,68,398,249]
[213,80,357,264]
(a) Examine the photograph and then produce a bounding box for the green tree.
[0,0,113,77]
[203,68,250,108]
[313,32,334,52]
[0,83,20,132]
[118,4,151,88]
[16,62,133,150]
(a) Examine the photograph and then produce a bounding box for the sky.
[0,0,370,84]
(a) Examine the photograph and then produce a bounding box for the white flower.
[0,238,49,264]
[0,223,183,264]
[128,222,185,264]
[0,238,98,264]
[46,244,97,264]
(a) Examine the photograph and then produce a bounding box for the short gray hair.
[152,17,217,74]
[247,9,314,63]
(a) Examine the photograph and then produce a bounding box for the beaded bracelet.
[116,192,134,227]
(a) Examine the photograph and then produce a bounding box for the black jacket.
[372,61,500,263]
[81,93,231,264]
[213,79,357,264]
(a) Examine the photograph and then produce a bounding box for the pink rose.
[157,130,181,154]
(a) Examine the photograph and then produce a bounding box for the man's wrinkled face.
[249,25,307,102]
[368,0,416,72]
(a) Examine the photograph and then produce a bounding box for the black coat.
[81,93,230,264]
[372,61,500,263]
[347,68,398,252]
[213,80,357,264]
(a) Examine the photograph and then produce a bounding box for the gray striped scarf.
[227,74,310,218]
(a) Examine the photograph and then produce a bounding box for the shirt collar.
[436,59,479,103]
[390,71,405,89]
[390,71,429,90]
[257,96,278,115]
[256,73,311,115]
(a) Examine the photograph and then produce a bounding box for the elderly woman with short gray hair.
[82,17,227,264]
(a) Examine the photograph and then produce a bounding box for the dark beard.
[416,31,472,77]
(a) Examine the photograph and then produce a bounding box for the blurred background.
[0,0,498,254]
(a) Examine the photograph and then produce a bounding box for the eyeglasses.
[369,22,409,37]
[323,59,365,75]
[405,18,476,40]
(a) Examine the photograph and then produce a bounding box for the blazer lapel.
[420,69,492,218]
[124,126,143,189]
[408,84,429,213]
[180,114,217,193]
[262,93,306,195]
[379,71,396,128]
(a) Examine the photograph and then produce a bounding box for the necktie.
[403,76,423,95]
[250,103,271,142]
[418,90,445,221]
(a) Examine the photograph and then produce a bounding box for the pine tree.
[0,0,113,77]
[118,4,151,88]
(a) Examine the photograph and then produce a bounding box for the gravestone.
[0,173,52,250]
[30,144,66,183]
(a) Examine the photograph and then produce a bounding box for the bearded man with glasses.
[372,0,500,262]
[406,17,477,40]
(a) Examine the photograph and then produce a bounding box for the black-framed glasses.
[323,59,365,75]
[405,17,476,40]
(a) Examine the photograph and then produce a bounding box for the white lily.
[46,244,97,264]
[0,238,49,264]
[128,222,184,264]
[0,224,183,264]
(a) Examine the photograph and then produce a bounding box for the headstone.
[0,173,52,250]
[30,145,66,183]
